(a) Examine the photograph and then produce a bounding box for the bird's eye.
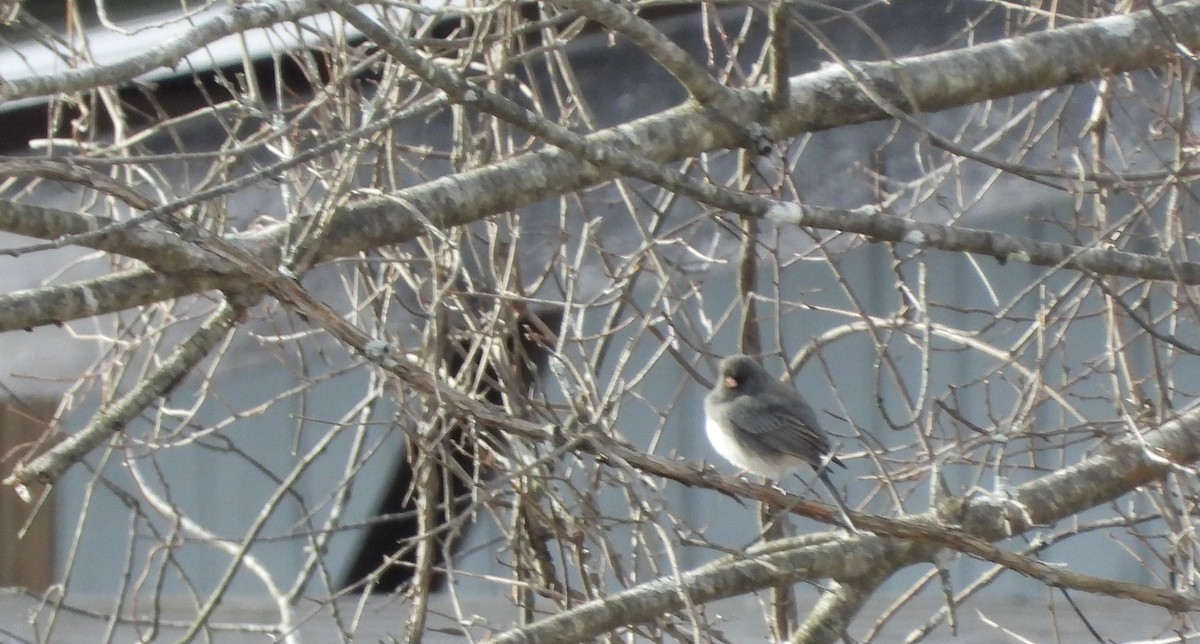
[723,376,738,389]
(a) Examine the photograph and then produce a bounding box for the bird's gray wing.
[725,392,833,466]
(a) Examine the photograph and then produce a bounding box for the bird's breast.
[704,417,795,479]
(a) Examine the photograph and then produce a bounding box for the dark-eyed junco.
[704,354,855,530]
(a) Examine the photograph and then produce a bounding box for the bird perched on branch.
[704,354,855,531]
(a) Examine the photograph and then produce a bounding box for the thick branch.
[0,199,225,273]
[330,1,1200,257]
[953,412,1200,536]
[768,8,1199,133]
[789,579,879,644]
[5,3,1200,331]
[0,267,229,331]
[488,532,910,644]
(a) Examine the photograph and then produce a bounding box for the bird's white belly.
[705,418,794,480]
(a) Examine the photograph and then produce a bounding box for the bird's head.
[717,354,768,394]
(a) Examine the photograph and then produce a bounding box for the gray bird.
[704,354,855,530]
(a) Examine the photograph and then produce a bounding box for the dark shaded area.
[339,304,563,594]
[0,36,341,153]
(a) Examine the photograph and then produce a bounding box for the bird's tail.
[816,469,858,534]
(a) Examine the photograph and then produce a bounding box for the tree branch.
[0,267,229,332]
[0,199,225,273]
[0,0,354,102]
[765,203,1200,285]
[789,579,878,644]
[545,0,758,128]
[3,293,250,488]
[488,406,1200,642]
[0,158,156,211]
[6,2,1200,332]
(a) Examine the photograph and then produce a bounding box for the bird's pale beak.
[723,376,738,389]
